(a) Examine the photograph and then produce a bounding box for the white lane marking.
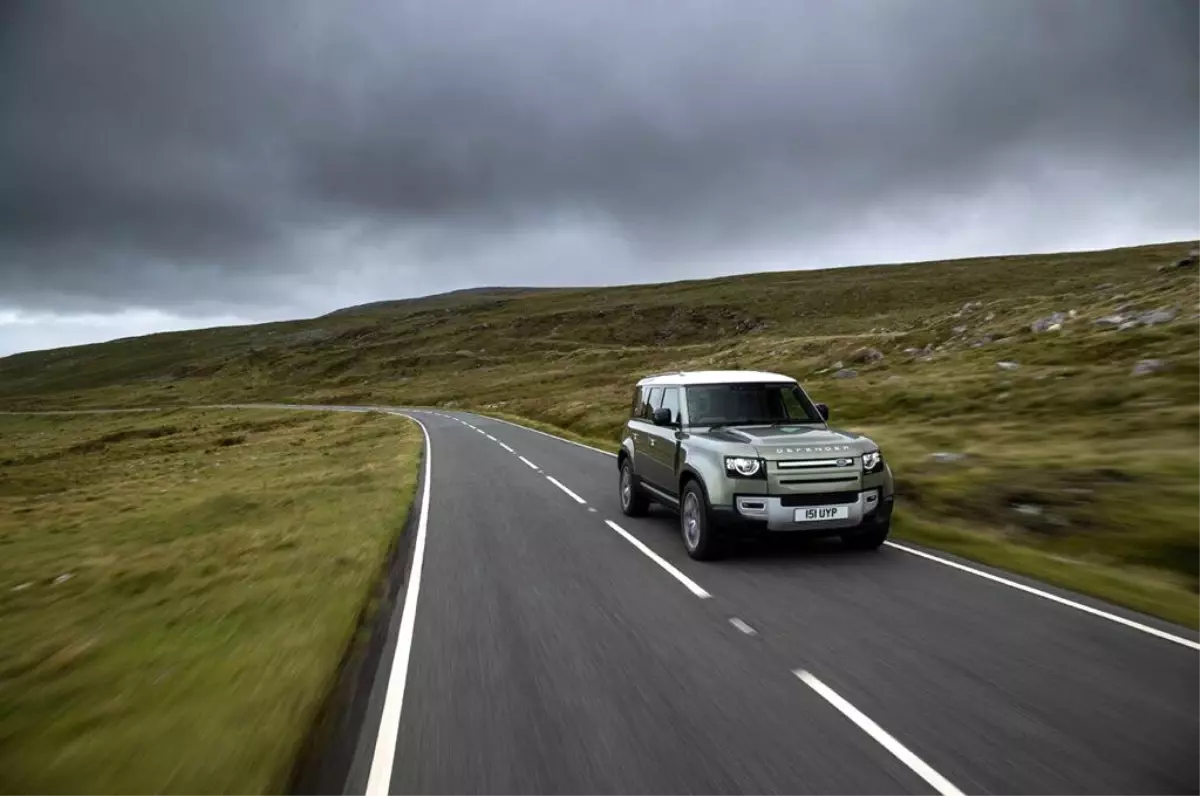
[498,442,515,453]
[794,670,964,796]
[885,542,1200,651]
[366,414,434,795]
[729,617,757,636]
[546,475,587,504]
[485,434,497,441]
[604,520,711,599]
[587,507,597,513]
[482,414,617,457]
[475,428,486,435]
[518,455,538,470]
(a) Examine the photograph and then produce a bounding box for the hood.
[696,424,870,458]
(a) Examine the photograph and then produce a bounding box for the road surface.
[336,408,1199,795]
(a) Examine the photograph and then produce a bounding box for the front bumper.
[712,490,893,536]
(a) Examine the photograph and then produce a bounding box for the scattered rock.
[903,347,919,355]
[1117,321,1139,331]
[11,582,33,592]
[1115,303,1134,313]
[833,369,858,379]
[1096,282,1115,290]
[52,573,73,585]
[984,312,995,321]
[996,361,1020,371]
[1031,312,1066,333]
[1159,250,1198,271]
[1068,309,1078,318]
[1093,315,1126,330]
[849,347,884,364]
[1139,308,1178,326]
[952,325,968,335]
[929,452,968,463]
[1013,503,1043,517]
[831,360,844,370]
[1131,359,1167,376]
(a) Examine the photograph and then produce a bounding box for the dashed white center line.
[485,434,497,441]
[587,507,597,513]
[498,442,515,453]
[603,520,711,599]
[794,670,964,796]
[518,455,539,470]
[545,475,586,504]
[729,617,757,636]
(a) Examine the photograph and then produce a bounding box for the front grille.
[778,476,858,486]
[779,491,860,507]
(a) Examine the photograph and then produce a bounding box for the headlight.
[724,456,764,478]
[862,450,883,473]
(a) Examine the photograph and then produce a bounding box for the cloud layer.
[1,0,1196,351]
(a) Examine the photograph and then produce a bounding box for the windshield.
[685,382,823,427]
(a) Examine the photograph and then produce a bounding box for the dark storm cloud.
[1,0,1197,316]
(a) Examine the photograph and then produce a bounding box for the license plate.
[794,505,850,522]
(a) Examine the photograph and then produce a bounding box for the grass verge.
[0,408,422,794]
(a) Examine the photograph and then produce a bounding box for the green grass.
[1,239,1197,627]
[0,408,422,794]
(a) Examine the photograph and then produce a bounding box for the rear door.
[642,386,683,495]
[628,385,660,486]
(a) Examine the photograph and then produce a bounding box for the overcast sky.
[1,0,1197,356]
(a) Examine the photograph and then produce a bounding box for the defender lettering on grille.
[775,445,852,454]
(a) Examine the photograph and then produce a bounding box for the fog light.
[864,489,880,510]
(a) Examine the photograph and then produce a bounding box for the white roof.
[636,369,796,387]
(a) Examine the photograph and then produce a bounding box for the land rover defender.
[616,370,895,559]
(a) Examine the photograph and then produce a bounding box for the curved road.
[324,407,1198,795]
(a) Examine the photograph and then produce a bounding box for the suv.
[617,370,894,560]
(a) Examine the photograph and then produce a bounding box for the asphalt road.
[355,408,1198,795]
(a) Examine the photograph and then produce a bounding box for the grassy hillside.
[2,240,1198,624]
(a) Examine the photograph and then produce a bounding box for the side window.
[644,387,663,420]
[659,387,680,425]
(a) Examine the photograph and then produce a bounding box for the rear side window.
[659,387,680,424]
[644,387,664,419]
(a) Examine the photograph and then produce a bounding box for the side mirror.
[815,402,830,421]
[652,407,673,426]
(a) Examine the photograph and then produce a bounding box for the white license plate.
[794,505,850,522]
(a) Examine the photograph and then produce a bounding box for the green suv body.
[616,370,895,559]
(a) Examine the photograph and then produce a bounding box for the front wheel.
[841,522,890,550]
[680,479,723,560]
[619,459,649,517]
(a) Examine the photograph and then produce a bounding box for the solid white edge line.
[545,475,587,504]
[483,414,617,457]
[884,542,1200,651]
[604,520,711,599]
[364,413,433,796]
[794,670,964,796]
[518,455,539,470]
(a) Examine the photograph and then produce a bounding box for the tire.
[680,478,723,560]
[841,521,890,550]
[619,458,650,517]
